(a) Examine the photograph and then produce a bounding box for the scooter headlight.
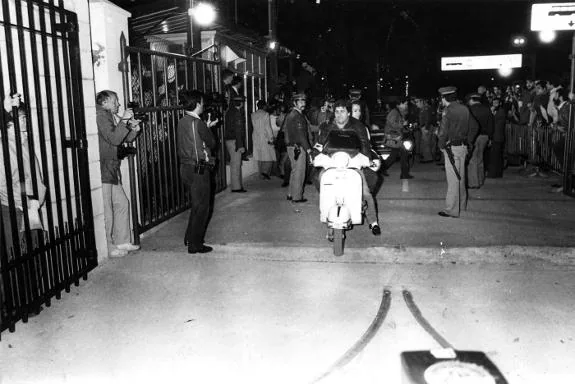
[331,152,351,168]
[403,140,413,151]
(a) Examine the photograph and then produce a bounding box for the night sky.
[113,0,573,100]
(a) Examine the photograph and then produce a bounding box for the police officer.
[437,86,479,218]
[224,94,247,192]
[284,92,311,203]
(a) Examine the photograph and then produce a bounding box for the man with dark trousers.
[224,95,247,192]
[316,100,381,235]
[467,93,493,188]
[177,90,217,254]
[437,86,479,218]
[284,92,311,202]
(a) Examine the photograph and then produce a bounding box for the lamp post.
[187,1,216,55]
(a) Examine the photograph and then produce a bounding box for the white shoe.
[117,243,141,252]
[109,249,128,258]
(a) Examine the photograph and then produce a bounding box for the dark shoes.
[231,189,247,193]
[281,181,289,187]
[369,224,381,236]
[287,195,307,203]
[188,244,213,254]
[260,173,271,180]
[438,211,458,218]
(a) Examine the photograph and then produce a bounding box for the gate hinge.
[118,60,129,73]
[64,138,87,150]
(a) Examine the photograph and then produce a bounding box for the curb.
[142,244,575,266]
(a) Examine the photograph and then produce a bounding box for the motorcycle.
[313,130,372,256]
[370,123,415,168]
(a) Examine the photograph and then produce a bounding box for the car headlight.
[403,140,413,151]
[331,152,351,168]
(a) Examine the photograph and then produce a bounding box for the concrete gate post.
[88,0,132,260]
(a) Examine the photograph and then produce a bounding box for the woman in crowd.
[251,100,276,180]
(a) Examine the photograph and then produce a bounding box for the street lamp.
[189,2,216,26]
[268,40,277,50]
[498,67,513,77]
[538,30,557,43]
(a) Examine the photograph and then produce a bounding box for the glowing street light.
[498,67,513,77]
[188,2,216,26]
[269,40,277,50]
[538,30,556,43]
[512,36,526,47]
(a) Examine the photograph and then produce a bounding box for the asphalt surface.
[1,161,574,384]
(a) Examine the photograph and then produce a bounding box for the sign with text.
[441,54,522,71]
[531,3,575,31]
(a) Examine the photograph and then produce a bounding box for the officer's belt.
[449,139,467,146]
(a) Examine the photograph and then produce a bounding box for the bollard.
[402,179,409,192]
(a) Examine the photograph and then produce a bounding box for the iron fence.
[119,35,226,236]
[1,0,97,337]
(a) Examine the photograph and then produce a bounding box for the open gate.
[0,0,97,337]
[119,35,226,237]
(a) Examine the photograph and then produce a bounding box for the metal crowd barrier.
[505,108,575,196]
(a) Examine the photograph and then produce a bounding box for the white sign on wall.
[531,3,575,31]
[441,54,522,71]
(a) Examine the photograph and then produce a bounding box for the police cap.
[469,92,482,99]
[438,86,457,96]
[349,88,362,96]
[231,95,246,102]
[292,92,307,101]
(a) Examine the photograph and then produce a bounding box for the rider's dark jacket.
[316,117,371,157]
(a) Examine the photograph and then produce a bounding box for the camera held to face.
[117,144,137,160]
[126,101,149,122]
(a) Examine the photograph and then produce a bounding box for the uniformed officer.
[284,92,311,203]
[224,94,247,192]
[437,86,479,218]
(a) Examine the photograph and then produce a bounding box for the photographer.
[96,90,141,258]
[177,90,217,254]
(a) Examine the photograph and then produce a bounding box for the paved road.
[0,253,573,384]
[1,163,574,383]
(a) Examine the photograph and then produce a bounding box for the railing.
[119,35,227,237]
[505,105,575,195]
[1,0,97,338]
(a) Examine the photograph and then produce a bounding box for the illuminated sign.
[531,3,575,31]
[441,54,522,71]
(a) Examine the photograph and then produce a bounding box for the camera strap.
[191,118,201,164]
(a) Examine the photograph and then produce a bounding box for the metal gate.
[0,0,97,337]
[119,35,226,236]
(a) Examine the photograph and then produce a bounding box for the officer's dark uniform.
[437,86,479,218]
[468,95,494,188]
[224,95,247,192]
[284,94,311,202]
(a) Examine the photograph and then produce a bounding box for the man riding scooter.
[315,99,381,237]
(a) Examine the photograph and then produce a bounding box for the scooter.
[313,130,371,256]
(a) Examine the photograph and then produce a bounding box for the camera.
[126,101,149,122]
[117,144,137,160]
[194,159,215,175]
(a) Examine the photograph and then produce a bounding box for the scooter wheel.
[333,229,344,256]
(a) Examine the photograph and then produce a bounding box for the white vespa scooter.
[313,130,378,256]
